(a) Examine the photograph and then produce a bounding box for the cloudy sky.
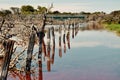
[0,0,120,13]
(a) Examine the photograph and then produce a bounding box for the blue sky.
[0,0,120,13]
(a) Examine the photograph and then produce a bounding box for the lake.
[5,23,120,80]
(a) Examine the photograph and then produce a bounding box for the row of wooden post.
[0,20,80,80]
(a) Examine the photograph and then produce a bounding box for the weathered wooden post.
[37,31,45,60]
[75,23,79,36]
[25,26,36,80]
[36,14,47,77]
[0,40,15,80]
[51,27,55,64]
[36,30,45,80]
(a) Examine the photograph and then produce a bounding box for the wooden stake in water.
[0,40,15,80]
[26,26,36,72]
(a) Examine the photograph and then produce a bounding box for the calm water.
[6,23,120,80]
[43,30,120,80]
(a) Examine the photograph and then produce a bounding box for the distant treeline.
[0,5,120,24]
[0,5,78,16]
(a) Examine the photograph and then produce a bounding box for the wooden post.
[36,30,45,80]
[26,26,36,72]
[0,40,15,80]
[37,31,45,60]
[42,14,46,30]
[75,23,79,36]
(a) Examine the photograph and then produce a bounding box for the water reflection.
[51,27,55,64]
[66,31,70,49]
[38,60,43,80]
[0,22,104,80]
[46,28,51,72]
[63,26,66,53]
[72,23,74,39]
[59,26,62,58]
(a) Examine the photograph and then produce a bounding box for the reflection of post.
[42,39,46,61]
[66,32,70,49]
[75,23,79,36]
[11,71,24,80]
[39,60,43,80]
[51,27,55,64]
[47,28,51,71]
[26,72,31,80]
[72,23,74,39]
[66,24,70,49]
[59,26,62,57]
[63,25,66,53]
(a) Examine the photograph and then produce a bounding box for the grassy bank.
[104,24,120,34]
